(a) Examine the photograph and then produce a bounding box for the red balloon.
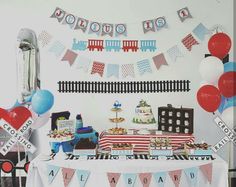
[197,85,221,112]
[218,72,236,98]
[208,33,231,60]
[0,106,32,130]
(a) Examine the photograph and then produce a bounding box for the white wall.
[0,0,234,164]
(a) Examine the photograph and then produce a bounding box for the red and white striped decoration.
[121,64,135,78]
[99,133,194,153]
[182,34,199,51]
[91,61,105,77]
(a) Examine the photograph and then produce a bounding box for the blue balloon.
[224,62,236,72]
[218,95,226,113]
[31,90,54,115]
[223,96,236,111]
[24,90,36,103]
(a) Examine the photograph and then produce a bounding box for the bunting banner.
[177,7,192,22]
[199,163,213,184]
[61,49,78,66]
[121,64,135,78]
[62,168,75,187]
[48,41,66,57]
[123,173,137,187]
[153,172,167,187]
[193,23,212,41]
[47,165,60,184]
[155,17,167,30]
[142,17,167,33]
[153,53,168,70]
[107,64,119,78]
[167,45,184,62]
[139,173,152,187]
[74,56,91,72]
[107,172,121,187]
[38,30,52,47]
[182,33,199,51]
[91,61,105,77]
[137,59,152,75]
[76,169,90,187]
[169,170,182,187]
[50,7,127,37]
[184,167,198,186]
[50,7,66,22]
[142,20,155,33]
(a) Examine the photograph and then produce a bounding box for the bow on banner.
[44,162,213,187]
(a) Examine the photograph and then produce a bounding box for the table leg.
[12,169,17,187]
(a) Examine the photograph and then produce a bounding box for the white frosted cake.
[133,100,156,124]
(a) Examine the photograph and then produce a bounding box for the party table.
[26,154,228,187]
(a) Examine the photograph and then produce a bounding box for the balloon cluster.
[13,89,54,130]
[197,32,235,126]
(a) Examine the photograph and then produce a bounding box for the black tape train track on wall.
[58,80,191,93]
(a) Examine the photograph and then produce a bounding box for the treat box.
[48,136,74,143]
[111,149,133,156]
[187,148,212,156]
[73,148,97,156]
[149,148,173,156]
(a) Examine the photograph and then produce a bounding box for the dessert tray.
[47,129,75,142]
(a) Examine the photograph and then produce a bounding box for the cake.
[133,100,156,124]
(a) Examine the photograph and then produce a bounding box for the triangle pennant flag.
[91,61,105,77]
[137,59,152,75]
[107,172,121,187]
[153,172,167,187]
[76,169,90,187]
[193,23,211,41]
[184,167,198,186]
[62,168,75,187]
[61,49,78,66]
[139,173,152,187]
[167,45,184,62]
[123,173,137,187]
[169,170,182,187]
[47,164,60,184]
[199,163,213,184]
[182,33,199,51]
[152,53,168,70]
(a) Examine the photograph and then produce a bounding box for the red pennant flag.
[182,33,199,51]
[62,168,75,187]
[200,163,213,184]
[152,53,168,70]
[61,49,78,66]
[91,61,105,77]
[107,172,121,187]
[169,170,182,187]
[139,173,152,187]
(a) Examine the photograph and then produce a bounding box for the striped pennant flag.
[121,64,135,78]
[137,59,152,75]
[182,33,199,51]
[91,61,105,77]
[167,45,184,62]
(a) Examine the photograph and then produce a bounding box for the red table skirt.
[99,132,194,153]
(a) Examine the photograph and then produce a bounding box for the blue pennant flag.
[153,172,167,187]
[193,23,211,41]
[123,173,137,187]
[137,59,152,75]
[107,64,119,78]
[76,169,90,187]
[47,164,60,184]
[184,167,198,186]
[48,41,66,57]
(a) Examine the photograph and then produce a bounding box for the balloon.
[0,106,32,130]
[218,95,227,113]
[197,85,221,112]
[223,96,236,111]
[224,62,236,72]
[199,56,224,84]
[221,107,236,128]
[31,110,50,129]
[31,90,54,115]
[208,33,231,60]
[218,72,236,98]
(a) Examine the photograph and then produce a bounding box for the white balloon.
[31,110,50,129]
[199,56,224,84]
[221,107,236,129]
